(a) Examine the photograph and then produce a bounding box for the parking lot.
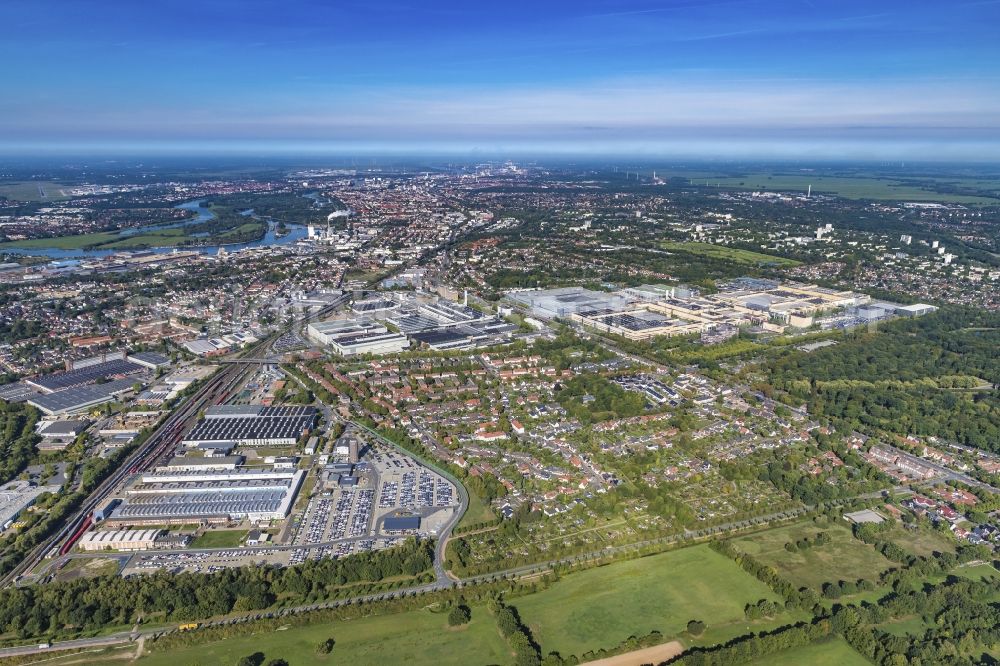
[290,440,459,549]
[124,548,292,575]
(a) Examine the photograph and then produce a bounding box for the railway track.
[4,352,258,586]
[3,256,429,587]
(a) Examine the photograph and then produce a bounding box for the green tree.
[448,604,471,626]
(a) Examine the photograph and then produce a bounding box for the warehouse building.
[36,419,89,450]
[507,287,632,319]
[0,480,63,532]
[27,378,139,416]
[108,466,306,526]
[306,318,385,345]
[572,307,704,340]
[26,358,146,394]
[181,405,316,447]
[78,529,162,551]
[127,352,171,370]
[895,303,938,317]
[329,331,410,356]
[163,455,244,471]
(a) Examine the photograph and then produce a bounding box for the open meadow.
[661,241,801,267]
[515,543,800,659]
[116,604,509,666]
[731,520,894,589]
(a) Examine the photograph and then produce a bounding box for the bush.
[448,604,472,626]
[686,619,706,636]
[236,654,265,666]
[316,637,335,654]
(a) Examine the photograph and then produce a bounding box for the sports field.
[123,605,509,666]
[515,544,794,659]
[732,520,893,590]
[745,636,869,666]
[661,241,801,267]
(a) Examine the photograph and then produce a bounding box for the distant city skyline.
[2,0,999,159]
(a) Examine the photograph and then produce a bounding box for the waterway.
[1,199,307,260]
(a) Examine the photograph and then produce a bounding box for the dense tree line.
[0,538,433,639]
[0,401,40,484]
[668,620,833,665]
[492,599,541,666]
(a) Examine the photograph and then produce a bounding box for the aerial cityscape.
[0,1,998,666]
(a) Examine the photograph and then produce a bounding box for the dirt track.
[579,640,685,666]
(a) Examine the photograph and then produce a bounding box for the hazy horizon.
[2,0,999,161]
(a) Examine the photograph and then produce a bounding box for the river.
[1,199,308,259]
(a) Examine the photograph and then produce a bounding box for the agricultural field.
[675,171,1000,203]
[661,241,801,267]
[746,636,870,666]
[119,605,509,666]
[515,544,799,658]
[731,520,894,590]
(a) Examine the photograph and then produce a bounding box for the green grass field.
[0,220,265,252]
[746,636,870,666]
[190,530,248,549]
[732,521,893,590]
[0,231,121,250]
[515,544,797,658]
[887,524,956,558]
[457,488,496,529]
[661,241,801,267]
[95,605,510,666]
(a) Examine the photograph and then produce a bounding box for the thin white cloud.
[2,76,998,158]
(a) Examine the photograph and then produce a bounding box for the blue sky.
[1,0,999,159]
